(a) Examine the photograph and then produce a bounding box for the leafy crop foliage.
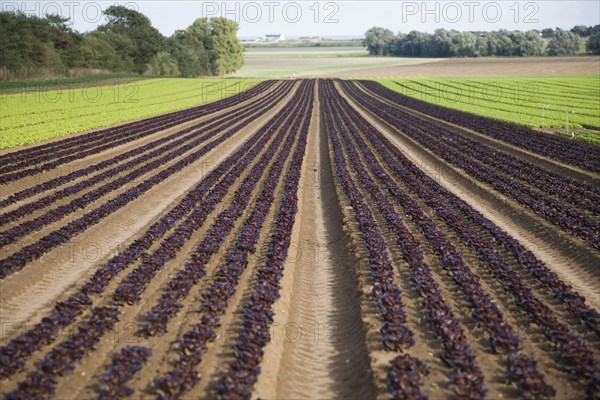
[0,78,260,149]
[371,76,600,144]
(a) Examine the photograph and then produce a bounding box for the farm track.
[1,78,599,400]
[259,83,377,400]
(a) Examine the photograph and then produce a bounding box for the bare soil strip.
[256,83,377,400]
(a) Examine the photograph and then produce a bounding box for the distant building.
[264,34,285,42]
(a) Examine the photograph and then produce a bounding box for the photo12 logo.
[401,1,540,24]
[0,1,139,24]
[200,1,340,24]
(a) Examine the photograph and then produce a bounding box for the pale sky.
[3,1,599,37]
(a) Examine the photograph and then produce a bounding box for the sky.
[3,1,599,37]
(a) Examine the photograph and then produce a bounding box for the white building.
[264,34,285,42]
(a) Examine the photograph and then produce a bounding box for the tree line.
[363,25,600,57]
[0,7,244,80]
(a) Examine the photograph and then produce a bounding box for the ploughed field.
[0,79,599,400]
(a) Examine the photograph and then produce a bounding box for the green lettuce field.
[370,75,600,143]
[0,78,260,149]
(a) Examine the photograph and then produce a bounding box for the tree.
[173,17,243,77]
[165,29,209,77]
[148,50,180,76]
[425,29,453,57]
[587,31,600,54]
[363,27,394,56]
[390,33,406,56]
[399,31,429,57]
[520,30,544,56]
[98,6,163,74]
[0,10,246,79]
[487,30,515,56]
[455,31,477,57]
[547,29,581,56]
[207,17,244,75]
[0,11,81,75]
[541,28,555,38]
[474,33,491,57]
[80,32,120,70]
[571,25,591,37]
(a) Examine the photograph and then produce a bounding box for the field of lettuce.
[0,78,260,149]
[372,76,600,144]
[1,78,598,400]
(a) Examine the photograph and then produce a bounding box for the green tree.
[586,31,600,54]
[44,14,83,68]
[425,29,453,57]
[80,31,132,71]
[165,30,209,77]
[541,28,555,38]
[571,25,591,37]
[399,31,429,57]
[148,50,180,76]
[98,6,163,74]
[474,32,491,57]
[0,11,81,75]
[363,27,395,55]
[454,31,477,57]
[492,30,516,56]
[207,18,244,75]
[547,29,581,55]
[520,30,544,56]
[390,33,406,56]
[0,10,245,79]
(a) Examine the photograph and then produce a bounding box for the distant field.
[233,46,444,78]
[371,76,600,144]
[0,78,259,149]
[336,56,600,77]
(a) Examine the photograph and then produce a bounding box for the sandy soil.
[1,77,598,400]
[255,82,377,400]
